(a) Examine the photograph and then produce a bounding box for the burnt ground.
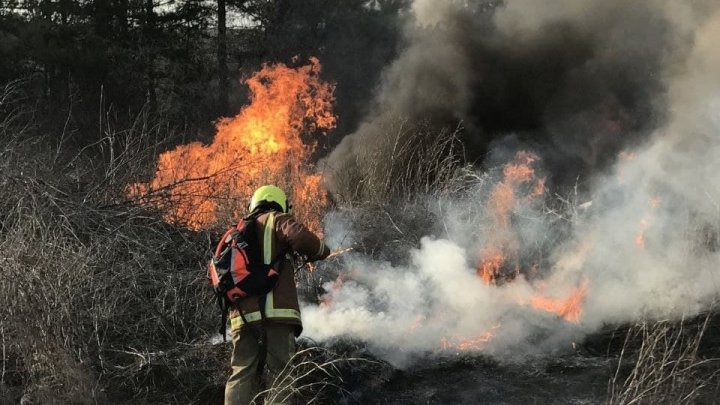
[340,350,610,405]
[380,357,608,404]
[91,316,720,404]
[343,350,718,405]
[329,317,720,405]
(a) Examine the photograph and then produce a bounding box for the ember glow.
[130,58,335,230]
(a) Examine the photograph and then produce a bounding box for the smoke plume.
[326,0,703,186]
[305,0,720,365]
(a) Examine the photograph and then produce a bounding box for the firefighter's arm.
[275,214,330,262]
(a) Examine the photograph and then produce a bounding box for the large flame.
[130,58,335,231]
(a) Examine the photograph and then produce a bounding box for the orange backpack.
[208,213,284,338]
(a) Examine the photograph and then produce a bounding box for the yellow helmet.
[249,185,291,213]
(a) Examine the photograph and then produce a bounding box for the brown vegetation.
[2,77,719,404]
[0,83,217,403]
[607,314,720,405]
[328,120,471,207]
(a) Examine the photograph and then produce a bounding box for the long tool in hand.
[293,247,354,272]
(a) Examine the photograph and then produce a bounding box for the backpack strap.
[220,212,287,354]
[239,212,288,274]
[218,293,229,342]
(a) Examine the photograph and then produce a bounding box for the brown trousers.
[224,323,296,405]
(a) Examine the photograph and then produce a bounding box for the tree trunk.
[217,0,228,116]
[116,0,129,37]
[144,0,157,111]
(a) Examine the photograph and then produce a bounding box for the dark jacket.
[229,211,330,335]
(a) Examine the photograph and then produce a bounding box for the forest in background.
[3,1,720,404]
[0,1,411,403]
[0,0,405,146]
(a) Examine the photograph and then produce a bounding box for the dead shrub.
[328,119,472,207]
[0,87,220,402]
[607,313,720,405]
[253,345,377,405]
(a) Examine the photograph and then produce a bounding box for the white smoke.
[302,1,720,365]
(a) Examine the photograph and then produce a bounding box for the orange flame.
[129,58,335,230]
[478,246,505,285]
[440,324,501,352]
[473,152,590,339]
[502,151,539,184]
[530,278,590,323]
[476,151,545,284]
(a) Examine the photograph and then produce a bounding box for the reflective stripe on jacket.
[229,211,330,336]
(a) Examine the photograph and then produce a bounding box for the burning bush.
[129,58,335,233]
[0,60,345,403]
[3,0,720,398]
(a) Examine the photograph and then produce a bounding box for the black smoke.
[327,0,692,189]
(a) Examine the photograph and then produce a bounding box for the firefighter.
[225,185,330,405]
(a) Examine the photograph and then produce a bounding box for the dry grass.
[329,119,473,206]
[0,85,219,403]
[4,79,720,405]
[253,346,376,405]
[0,81,377,404]
[607,313,720,405]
